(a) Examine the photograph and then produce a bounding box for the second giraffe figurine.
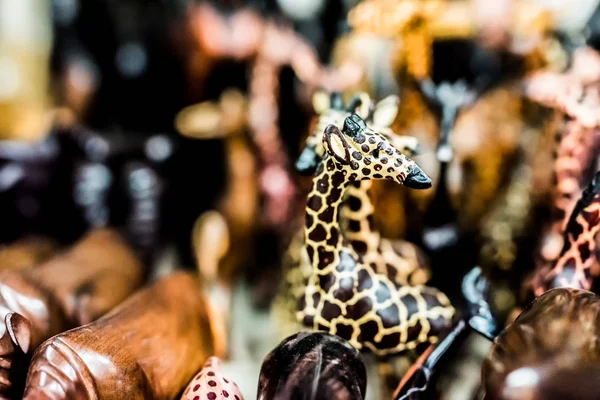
[297,113,455,356]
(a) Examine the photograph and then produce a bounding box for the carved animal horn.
[312,91,331,114]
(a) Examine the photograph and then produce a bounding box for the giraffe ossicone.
[298,113,455,356]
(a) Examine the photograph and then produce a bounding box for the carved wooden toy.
[0,228,143,398]
[257,331,367,400]
[181,357,243,400]
[177,89,258,284]
[526,47,600,269]
[23,271,215,400]
[277,92,432,335]
[185,3,362,230]
[483,288,600,400]
[294,113,454,356]
[528,170,600,296]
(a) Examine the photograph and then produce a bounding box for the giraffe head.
[322,113,432,189]
[296,91,419,175]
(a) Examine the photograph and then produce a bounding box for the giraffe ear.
[312,91,330,114]
[323,124,351,164]
[372,95,399,128]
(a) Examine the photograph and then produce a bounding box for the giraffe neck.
[545,177,600,291]
[340,181,381,253]
[304,158,350,272]
[550,120,598,233]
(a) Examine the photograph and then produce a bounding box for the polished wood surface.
[0,228,143,398]
[257,332,367,400]
[24,271,215,400]
[483,288,600,400]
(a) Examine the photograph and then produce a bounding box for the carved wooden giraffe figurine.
[276,93,429,335]
[299,92,429,282]
[176,89,257,358]
[526,47,600,265]
[297,114,455,356]
[530,170,600,296]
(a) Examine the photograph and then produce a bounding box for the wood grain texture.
[0,228,143,398]
[24,271,215,400]
[483,288,600,400]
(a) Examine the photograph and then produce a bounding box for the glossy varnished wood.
[0,228,143,398]
[483,288,600,400]
[24,271,215,400]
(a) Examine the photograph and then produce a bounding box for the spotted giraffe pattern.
[531,171,600,296]
[526,49,600,263]
[276,93,429,335]
[297,114,454,356]
[181,357,243,400]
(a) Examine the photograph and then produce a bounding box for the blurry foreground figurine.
[483,288,600,400]
[181,357,243,400]
[257,331,367,400]
[0,228,142,398]
[24,272,215,400]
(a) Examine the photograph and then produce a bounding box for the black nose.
[295,147,320,175]
[404,165,432,189]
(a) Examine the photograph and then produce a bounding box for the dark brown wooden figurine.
[257,331,367,400]
[483,288,600,400]
[0,228,143,398]
[23,271,215,400]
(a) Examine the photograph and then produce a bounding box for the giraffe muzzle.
[404,166,433,189]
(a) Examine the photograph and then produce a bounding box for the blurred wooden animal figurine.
[526,47,600,272]
[0,229,143,398]
[295,114,454,355]
[185,3,363,229]
[177,88,257,281]
[181,357,243,400]
[529,170,600,296]
[483,288,600,400]
[257,331,367,400]
[24,272,215,400]
[177,89,257,357]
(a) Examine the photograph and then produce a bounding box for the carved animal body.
[277,93,430,335]
[257,332,367,400]
[181,357,243,400]
[296,114,454,356]
[483,288,600,400]
[0,229,143,399]
[531,171,600,296]
[527,47,600,265]
[23,272,214,400]
[526,48,600,295]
